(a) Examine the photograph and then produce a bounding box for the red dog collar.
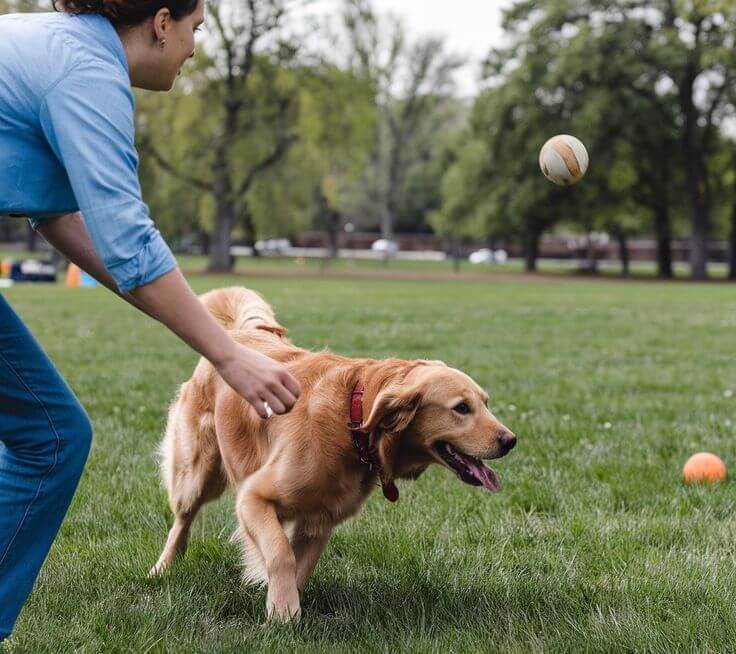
[349,382,399,502]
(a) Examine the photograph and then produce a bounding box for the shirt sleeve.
[38,62,177,293]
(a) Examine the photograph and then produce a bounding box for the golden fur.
[152,287,515,620]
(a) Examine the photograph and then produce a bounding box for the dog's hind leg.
[293,529,332,596]
[151,388,227,576]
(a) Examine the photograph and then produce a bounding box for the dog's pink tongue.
[467,459,500,492]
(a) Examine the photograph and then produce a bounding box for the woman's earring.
[159,38,167,49]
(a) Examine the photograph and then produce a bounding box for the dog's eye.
[453,402,471,415]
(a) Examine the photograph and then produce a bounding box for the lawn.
[2,273,736,653]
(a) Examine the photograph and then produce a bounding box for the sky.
[296,0,513,96]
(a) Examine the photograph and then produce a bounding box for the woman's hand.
[214,343,301,419]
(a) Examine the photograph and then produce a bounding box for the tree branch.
[141,135,212,192]
[236,133,299,197]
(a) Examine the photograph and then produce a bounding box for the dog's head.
[360,361,516,493]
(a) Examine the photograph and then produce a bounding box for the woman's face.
[144,0,205,91]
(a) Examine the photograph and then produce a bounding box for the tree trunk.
[198,229,210,256]
[583,233,598,274]
[209,146,235,271]
[653,202,672,278]
[209,197,235,271]
[0,219,12,242]
[208,101,238,271]
[240,205,258,261]
[380,209,394,242]
[327,210,340,260]
[523,229,540,272]
[208,87,240,272]
[315,188,340,259]
[25,223,38,252]
[729,199,736,280]
[680,64,709,280]
[616,231,630,276]
[382,121,404,246]
[380,208,393,266]
[688,196,709,280]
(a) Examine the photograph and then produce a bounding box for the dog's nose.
[498,431,516,451]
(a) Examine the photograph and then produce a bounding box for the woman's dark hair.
[52,0,199,27]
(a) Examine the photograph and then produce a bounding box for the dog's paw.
[266,587,301,622]
[148,559,170,578]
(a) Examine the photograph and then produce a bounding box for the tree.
[501,0,736,279]
[343,0,463,245]
[433,79,576,273]
[0,0,44,12]
[140,0,305,271]
[295,63,376,259]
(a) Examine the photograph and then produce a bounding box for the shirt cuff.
[107,230,177,293]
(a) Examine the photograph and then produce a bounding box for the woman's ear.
[152,7,172,42]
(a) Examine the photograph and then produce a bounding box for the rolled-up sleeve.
[38,62,176,292]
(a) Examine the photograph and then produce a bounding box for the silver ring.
[263,401,274,418]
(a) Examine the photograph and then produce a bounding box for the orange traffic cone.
[0,259,12,279]
[66,263,81,287]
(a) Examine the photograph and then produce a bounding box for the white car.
[468,248,492,264]
[468,248,508,264]
[254,238,291,255]
[371,239,399,256]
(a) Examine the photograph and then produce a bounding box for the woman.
[0,0,301,640]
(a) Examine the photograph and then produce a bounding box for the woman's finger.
[261,391,286,416]
[281,372,302,399]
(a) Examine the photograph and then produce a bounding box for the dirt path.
[181,267,717,285]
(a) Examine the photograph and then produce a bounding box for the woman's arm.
[37,213,300,418]
[37,212,149,312]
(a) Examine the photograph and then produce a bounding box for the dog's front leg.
[236,478,300,621]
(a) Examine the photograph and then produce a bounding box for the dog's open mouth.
[434,441,500,492]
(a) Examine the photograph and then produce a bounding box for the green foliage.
[6,0,736,266]
[0,0,45,13]
[136,57,215,241]
[435,0,736,269]
[295,63,377,231]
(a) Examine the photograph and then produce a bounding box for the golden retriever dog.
[151,287,516,621]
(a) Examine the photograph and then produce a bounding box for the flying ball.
[539,134,589,186]
[683,452,726,484]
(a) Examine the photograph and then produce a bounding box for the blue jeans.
[0,293,92,640]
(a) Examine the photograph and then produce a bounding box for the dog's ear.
[361,385,422,435]
[256,324,288,338]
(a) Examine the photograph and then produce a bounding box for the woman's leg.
[0,293,93,640]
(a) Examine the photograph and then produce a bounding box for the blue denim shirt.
[0,12,176,292]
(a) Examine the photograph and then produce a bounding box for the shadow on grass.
[145,552,562,645]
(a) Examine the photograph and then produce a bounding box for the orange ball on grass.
[683,452,726,484]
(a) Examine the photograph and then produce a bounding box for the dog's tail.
[198,286,287,338]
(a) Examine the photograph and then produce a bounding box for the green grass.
[3,274,736,653]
